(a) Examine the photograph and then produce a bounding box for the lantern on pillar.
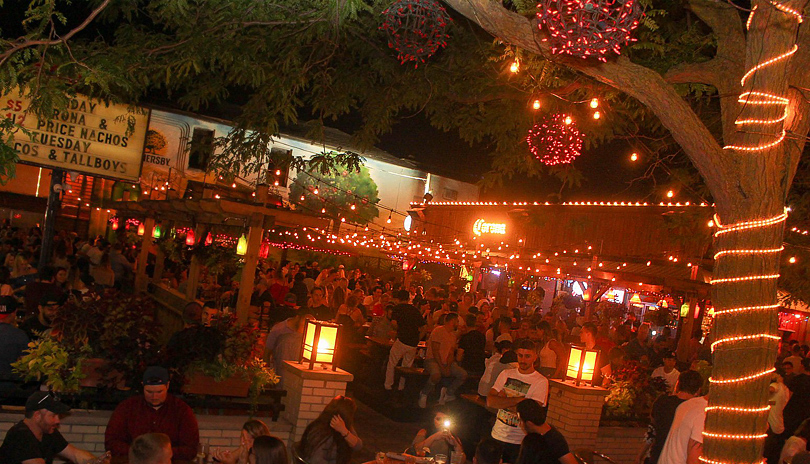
[259,242,271,259]
[204,232,213,246]
[236,234,248,256]
[137,223,145,236]
[300,319,342,370]
[565,346,600,386]
[185,229,196,246]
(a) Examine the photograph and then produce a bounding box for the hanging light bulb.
[350,204,356,211]
[564,115,572,125]
[236,234,248,256]
[510,60,519,73]
[590,98,599,109]
[204,232,213,246]
[386,214,392,224]
[185,229,196,246]
[313,187,319,195]
[137,223,145,236]
[630,152,638,161]
[152,225,162,239]
[321,208,327,214]
[666,190,674,198]
[300,195,305,201]
[593,111,601,120]
[532,100,541,110]
[789,256,797,264]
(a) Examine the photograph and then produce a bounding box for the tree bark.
[440,0,810,463]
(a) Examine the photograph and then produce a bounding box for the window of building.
[188,128,215,171]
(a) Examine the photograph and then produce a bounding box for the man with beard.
[20,293,65,341]
[105,366,199,461]
[0,392,98,464]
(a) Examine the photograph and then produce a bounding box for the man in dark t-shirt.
[458,313,487,375]
[516,399,576,464]
[19,293,65,341]
[785,358,810,435]
[645,369,704,464]
[384,290,427,391]
[0,392,97,464]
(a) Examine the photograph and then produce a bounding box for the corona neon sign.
[473,219,507,236]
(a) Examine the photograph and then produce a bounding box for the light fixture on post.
[185,229,196,246]
[565,346,600,387]
[300,319,342,371]
[236,233,248,256]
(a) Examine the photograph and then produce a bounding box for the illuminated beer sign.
[473,219,507,236]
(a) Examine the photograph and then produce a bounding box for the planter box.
[182,373,250,397]
[80,358,127,390]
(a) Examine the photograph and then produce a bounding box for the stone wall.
[0,407,293,454]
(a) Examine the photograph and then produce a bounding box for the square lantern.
[566,346,600,387]
[299,319,342,370]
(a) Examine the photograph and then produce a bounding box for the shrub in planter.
[14,292,162,390]
[603,361,669,421]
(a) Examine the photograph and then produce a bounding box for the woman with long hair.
[213,420,272,464]
[409,407,465,461]
[330,286,346,313]
[252,435,288,464]
[297,396,362,464]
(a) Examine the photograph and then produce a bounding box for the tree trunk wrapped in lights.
[439,1,810,464]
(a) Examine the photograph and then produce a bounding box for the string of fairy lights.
[698,1,802,458]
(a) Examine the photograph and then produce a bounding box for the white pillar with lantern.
[546,346,609,452]
[281,319,354,443]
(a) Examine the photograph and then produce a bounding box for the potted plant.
[13,292,162,391]
[12,337,91,393]
[181,313,278,400]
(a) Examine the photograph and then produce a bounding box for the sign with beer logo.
[2,90,150,182]
[473,218,507,236]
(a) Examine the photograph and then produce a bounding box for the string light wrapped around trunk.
[526,113,584,166]
[536,0,642,62]
[380,0,452,67]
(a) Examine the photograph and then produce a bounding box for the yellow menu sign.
[2,90,150,182]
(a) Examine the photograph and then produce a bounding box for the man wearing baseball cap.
[104,366,198,461]
[0,392,97,464]
[0,296,27,393]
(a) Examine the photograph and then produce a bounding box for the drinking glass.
[376,451,387,464]
[434,454,447,464]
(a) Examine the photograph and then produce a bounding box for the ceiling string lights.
[703,204,790,464]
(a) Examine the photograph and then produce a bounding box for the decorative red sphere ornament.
[526,114,584,166]
[380,0,452,67]
[537,0,642,62]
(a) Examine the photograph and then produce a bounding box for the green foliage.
[12,337,91,393]
[289,161,380,224]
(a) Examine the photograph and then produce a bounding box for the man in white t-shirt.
[658,395,708,464]
[487,339,549,464]
[652,351,680,393]
[764,374,791,464]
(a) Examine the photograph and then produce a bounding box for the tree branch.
[0,0,111,67]
[665,59,720,85]
[443,0,733,206]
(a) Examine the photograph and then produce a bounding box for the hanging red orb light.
[185,229,196,246]
[380,0,452,67]
[537,0,642,62]
[526,113,584,166]
[111,218,119,231]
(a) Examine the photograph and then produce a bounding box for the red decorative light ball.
[526,114,584,166]
[537,0,642,62]
[381,0,452,67]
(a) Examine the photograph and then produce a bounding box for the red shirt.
[105,394,199,460]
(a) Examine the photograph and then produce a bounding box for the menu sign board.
[2,90,149,182]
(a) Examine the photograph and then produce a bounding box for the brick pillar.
[545,379,608,451]
[280,361,354,444]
